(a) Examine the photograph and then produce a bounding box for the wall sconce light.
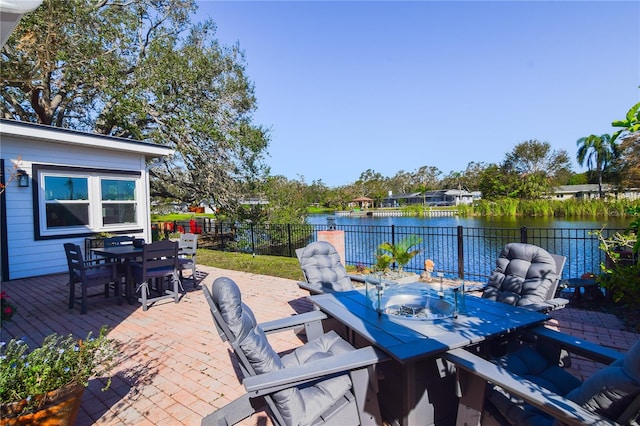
[16,169,29,187]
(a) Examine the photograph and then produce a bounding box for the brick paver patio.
[1,265,638,425]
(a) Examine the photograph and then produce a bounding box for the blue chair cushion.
[563,339,640,421]
[75,266,113,283]
[213,277,353,426]
[298,241,353,292]
[132,265,174,281]
[495,346,582,396]
[489,340,640,425]
[483,243,557,306]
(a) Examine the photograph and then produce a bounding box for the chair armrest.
[527,325,623,365]
[444,348,617,426]
[242,346,389,397]
[260,310,328,334]
[297,281,324,295]
[348,274,366,284]
[520,297,569,313]
[546,297,569,309]
[465,283,488,292]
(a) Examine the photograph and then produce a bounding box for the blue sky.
[195,1,640,188]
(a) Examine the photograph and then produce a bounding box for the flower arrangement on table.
[1,291,16,322]
[0,325,117,419]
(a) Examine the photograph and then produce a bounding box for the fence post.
[457,226,465,279]
[391,224,396,270]
[250,222,255,255]
[391,224,395,245]
[520,227,528,244]
[221,223,228,250]
[287,224,293,257]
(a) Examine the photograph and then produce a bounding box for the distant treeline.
[456,198,640,217]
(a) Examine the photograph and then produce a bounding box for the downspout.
[143,158,162,243]
[1,159,8,281]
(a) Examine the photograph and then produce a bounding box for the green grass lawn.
[196,249,305,281]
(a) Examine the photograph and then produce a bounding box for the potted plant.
[371,236,423,284]
[0,292,16,322]
[373,249,393,273]
[377,235,423,272]
[0,326,116,425]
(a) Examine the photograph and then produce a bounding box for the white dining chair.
[178,233,198,287]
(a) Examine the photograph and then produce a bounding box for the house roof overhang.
[444,189,471,196]
[0,0,42,46]
[0,119,174,160]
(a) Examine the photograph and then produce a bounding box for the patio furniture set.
[203,241,640,426]
[65,233,198,313]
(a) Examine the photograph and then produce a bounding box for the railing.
[336,224,618,282]
[152,219,626,281]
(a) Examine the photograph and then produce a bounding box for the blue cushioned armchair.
[444,327,640,425]
[201,277,388,426]
[296,241,365,295]
[482,243,568,313]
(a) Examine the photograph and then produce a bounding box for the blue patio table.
[91,245,143,304]
[309,288,549,426]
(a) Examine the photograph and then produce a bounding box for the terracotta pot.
[0,382,84,426]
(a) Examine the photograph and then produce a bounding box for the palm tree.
[576,133,617,199]
[611,101,640,143]
[377,235,423,273]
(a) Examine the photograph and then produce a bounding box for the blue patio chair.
[296,241,365,295]
[130,240,180,311]
[445,327,640,425]
[482,243,568,313]
[64,243,120,314]
[201,276,388,426]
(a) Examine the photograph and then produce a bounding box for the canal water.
[306,213,633,280]
[307,213,632,230]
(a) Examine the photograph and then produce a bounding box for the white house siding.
[1,122,171,280]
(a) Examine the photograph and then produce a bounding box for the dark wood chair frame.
[130,240,180,311]
[64,242,120,314]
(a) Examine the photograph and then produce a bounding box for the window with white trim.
[101,179,137,225]
[35,166,142,238]
[44,176,90,228]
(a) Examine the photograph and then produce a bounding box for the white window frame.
[100,177,139,227]
[34,165,142,238]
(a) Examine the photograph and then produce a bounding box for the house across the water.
[382,189,480,207]
[550,184,640,201]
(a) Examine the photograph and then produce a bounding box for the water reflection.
[306,214,631,280]
[307,214,632,229]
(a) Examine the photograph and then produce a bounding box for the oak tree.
[1,0,269,217]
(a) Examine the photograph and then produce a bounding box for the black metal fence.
[153,218,626,281]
